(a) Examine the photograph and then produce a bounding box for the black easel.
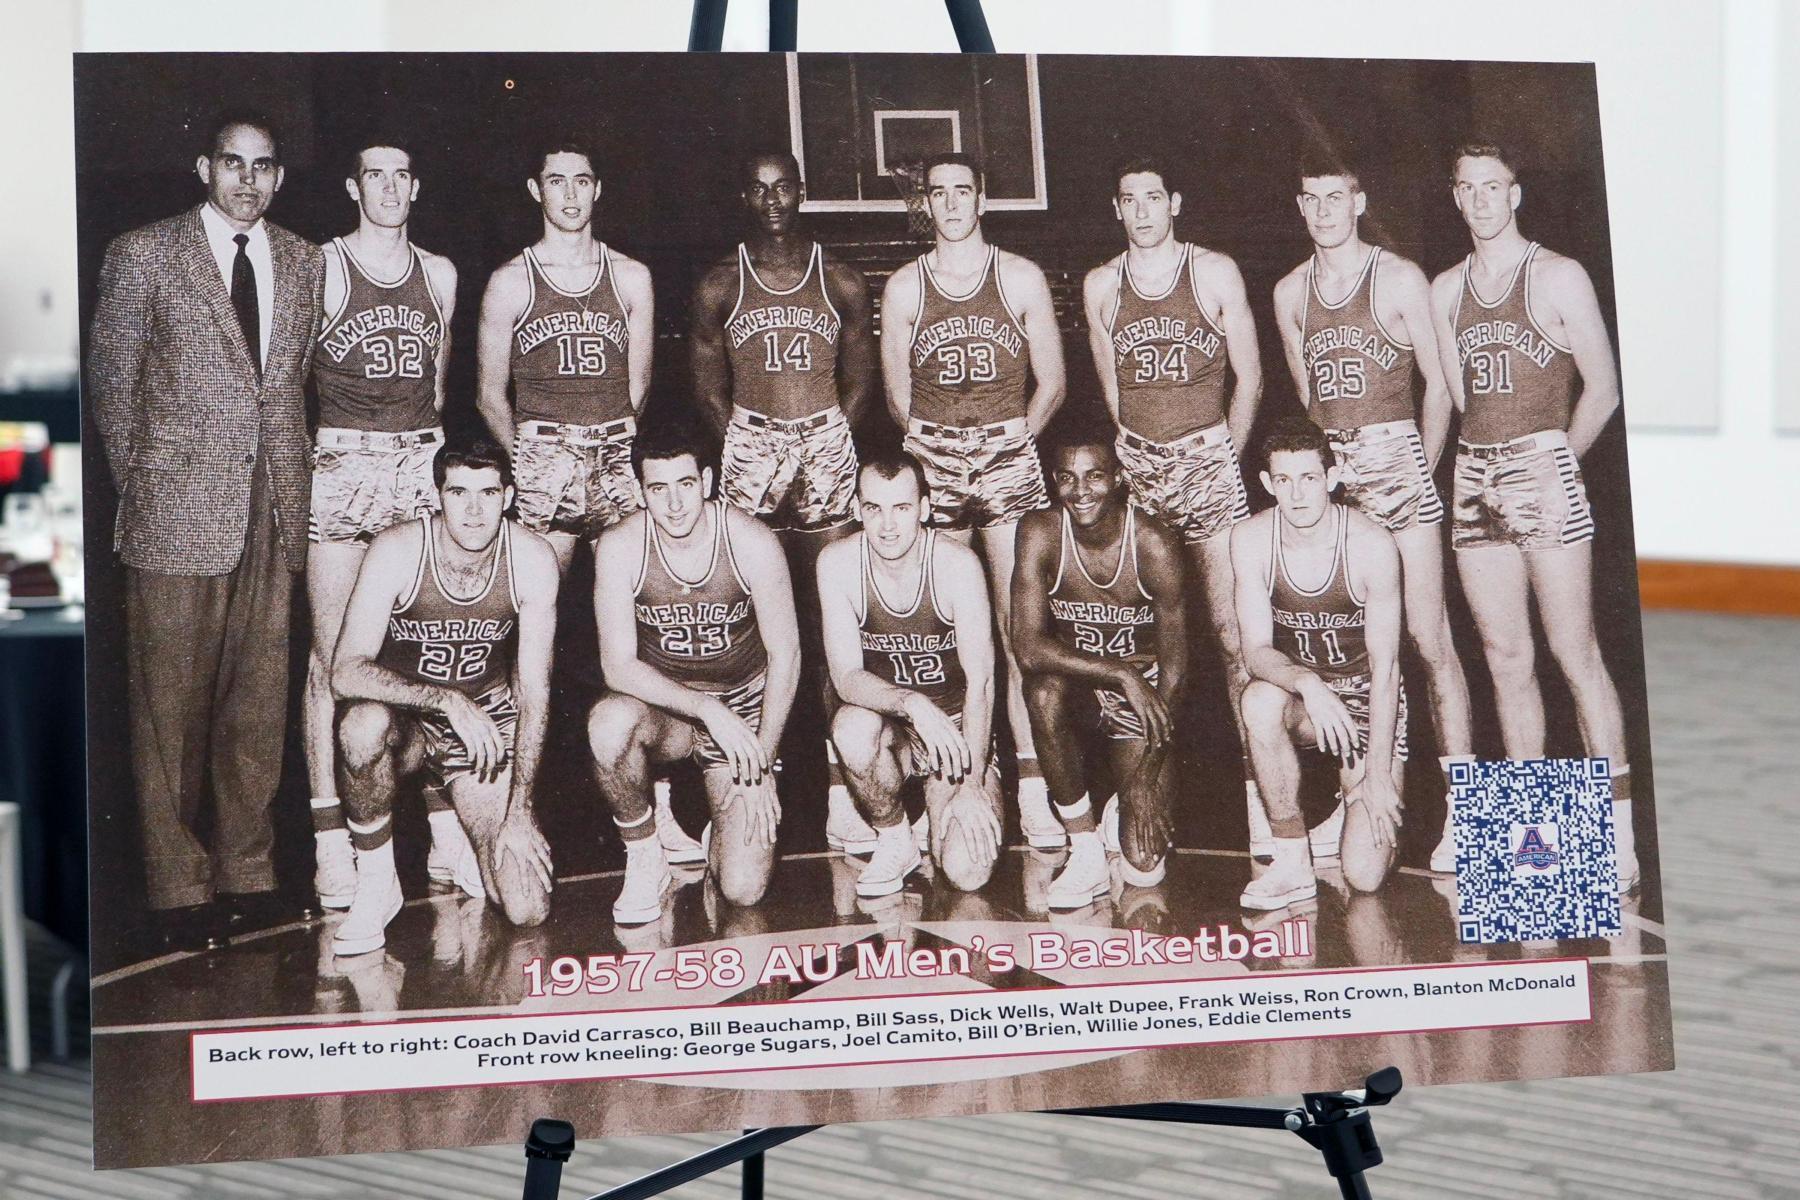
[520,5,1406,1196]
[518,1067,1401,1200]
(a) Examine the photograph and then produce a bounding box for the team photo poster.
[75,51,1671,1169]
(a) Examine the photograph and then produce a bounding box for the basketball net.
[889,161,934,240]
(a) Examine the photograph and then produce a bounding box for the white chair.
[0,801,29,1071]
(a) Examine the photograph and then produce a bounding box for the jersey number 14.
[762,331,813,373]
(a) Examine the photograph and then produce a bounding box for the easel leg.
[741,1130,764,1200]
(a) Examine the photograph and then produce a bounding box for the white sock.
[1270,835,1311,873]
[1054,793,1092,823]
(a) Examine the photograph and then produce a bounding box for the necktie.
[231,232,261,377]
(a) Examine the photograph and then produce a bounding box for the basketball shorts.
[690,672,770,773]
[1093,661,1161,741]
[904,417,1049,531]
[413,684,519,786]
[720,405,857,533]
[309,426,443,545]
[899,708,997,781]
[1451,429,1594,552]
[1115,422,1250,544]
[1325,420,1444,533]
[512,418,642,542]
[1322,673,1409,763]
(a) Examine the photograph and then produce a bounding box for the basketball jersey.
[1299,247,1415,431]
[314,238,445,432]
[1109,245,1229,442]
[858,529,964,717]
[377,517,519,697]
[1047,506,1159,668]
[1450,242,1577,444]
[1267,506,1367,683]
[724,242,842,421]
[511,245,633,425]
[908,247,1030,427]
[634,501,766,689]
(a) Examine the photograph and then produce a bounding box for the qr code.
[1448,758,1623,943]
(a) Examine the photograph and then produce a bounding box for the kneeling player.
[330,440,559,955]
[817,452,1002,897]
[1013,431,1189,910]
[588,428,801,924]
[1232,420,1406,909]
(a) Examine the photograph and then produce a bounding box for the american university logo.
[1510,823,1563,877]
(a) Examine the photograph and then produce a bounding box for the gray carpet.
[3,610,1795,1198]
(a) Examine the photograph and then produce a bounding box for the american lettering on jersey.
[386,615,516,644]
[516,309,630,357]
[1049,598,1154,626]
[861,630,956,654]
[1273,607,1364,631]
[321,303,444,364]
[726,304,841,349]
[635,599,753,628]
[1112,315,1222,362]
[1303,324,1399,372]
[912,314,1025,366]
[1454,319,1558,369]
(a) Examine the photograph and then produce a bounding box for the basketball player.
[689,150,880,858]
[587,427,801,924]
[1429,140,1636,889]
[880,152,1067,850]
[1271,157,1474,870]
[1080,157,1261,853]
[476,136,654,570]
[816,451,1002,897]
[303,140,460,915]
[1013,430,1189,910]
[329,440,559,955]
[1231,420,1406,908]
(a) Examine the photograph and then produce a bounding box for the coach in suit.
[86,114,323,949]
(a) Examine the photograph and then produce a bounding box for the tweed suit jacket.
[86,204,324,576]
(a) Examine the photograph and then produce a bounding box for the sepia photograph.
[73,49,1669,1169]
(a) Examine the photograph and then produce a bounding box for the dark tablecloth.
[0,605,88,948]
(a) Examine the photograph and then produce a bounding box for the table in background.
[0,606,87,950]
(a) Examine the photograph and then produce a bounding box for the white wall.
[1173,0,1795,564]
[0,2,78,387]
[6,0,1792,562]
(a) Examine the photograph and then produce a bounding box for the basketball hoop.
[889,160,934,240]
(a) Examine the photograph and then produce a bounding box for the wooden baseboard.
[1638,561,1800,616]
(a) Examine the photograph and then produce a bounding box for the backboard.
[787,52,1047,212]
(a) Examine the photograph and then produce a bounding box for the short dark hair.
[1115,156,1176,196]
[1041,417,1119,471]
[204,110,281,162]
[1451,138,1518,183]
[1257,417,1336,473]
[435,437,514,490]
[533,135,598,180]
[922,152,984,194]
[1297,148,1360,192]
[858,449,929,500]
[348,138,414,182]
[631,424,714,481]
[742,149,801,184]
